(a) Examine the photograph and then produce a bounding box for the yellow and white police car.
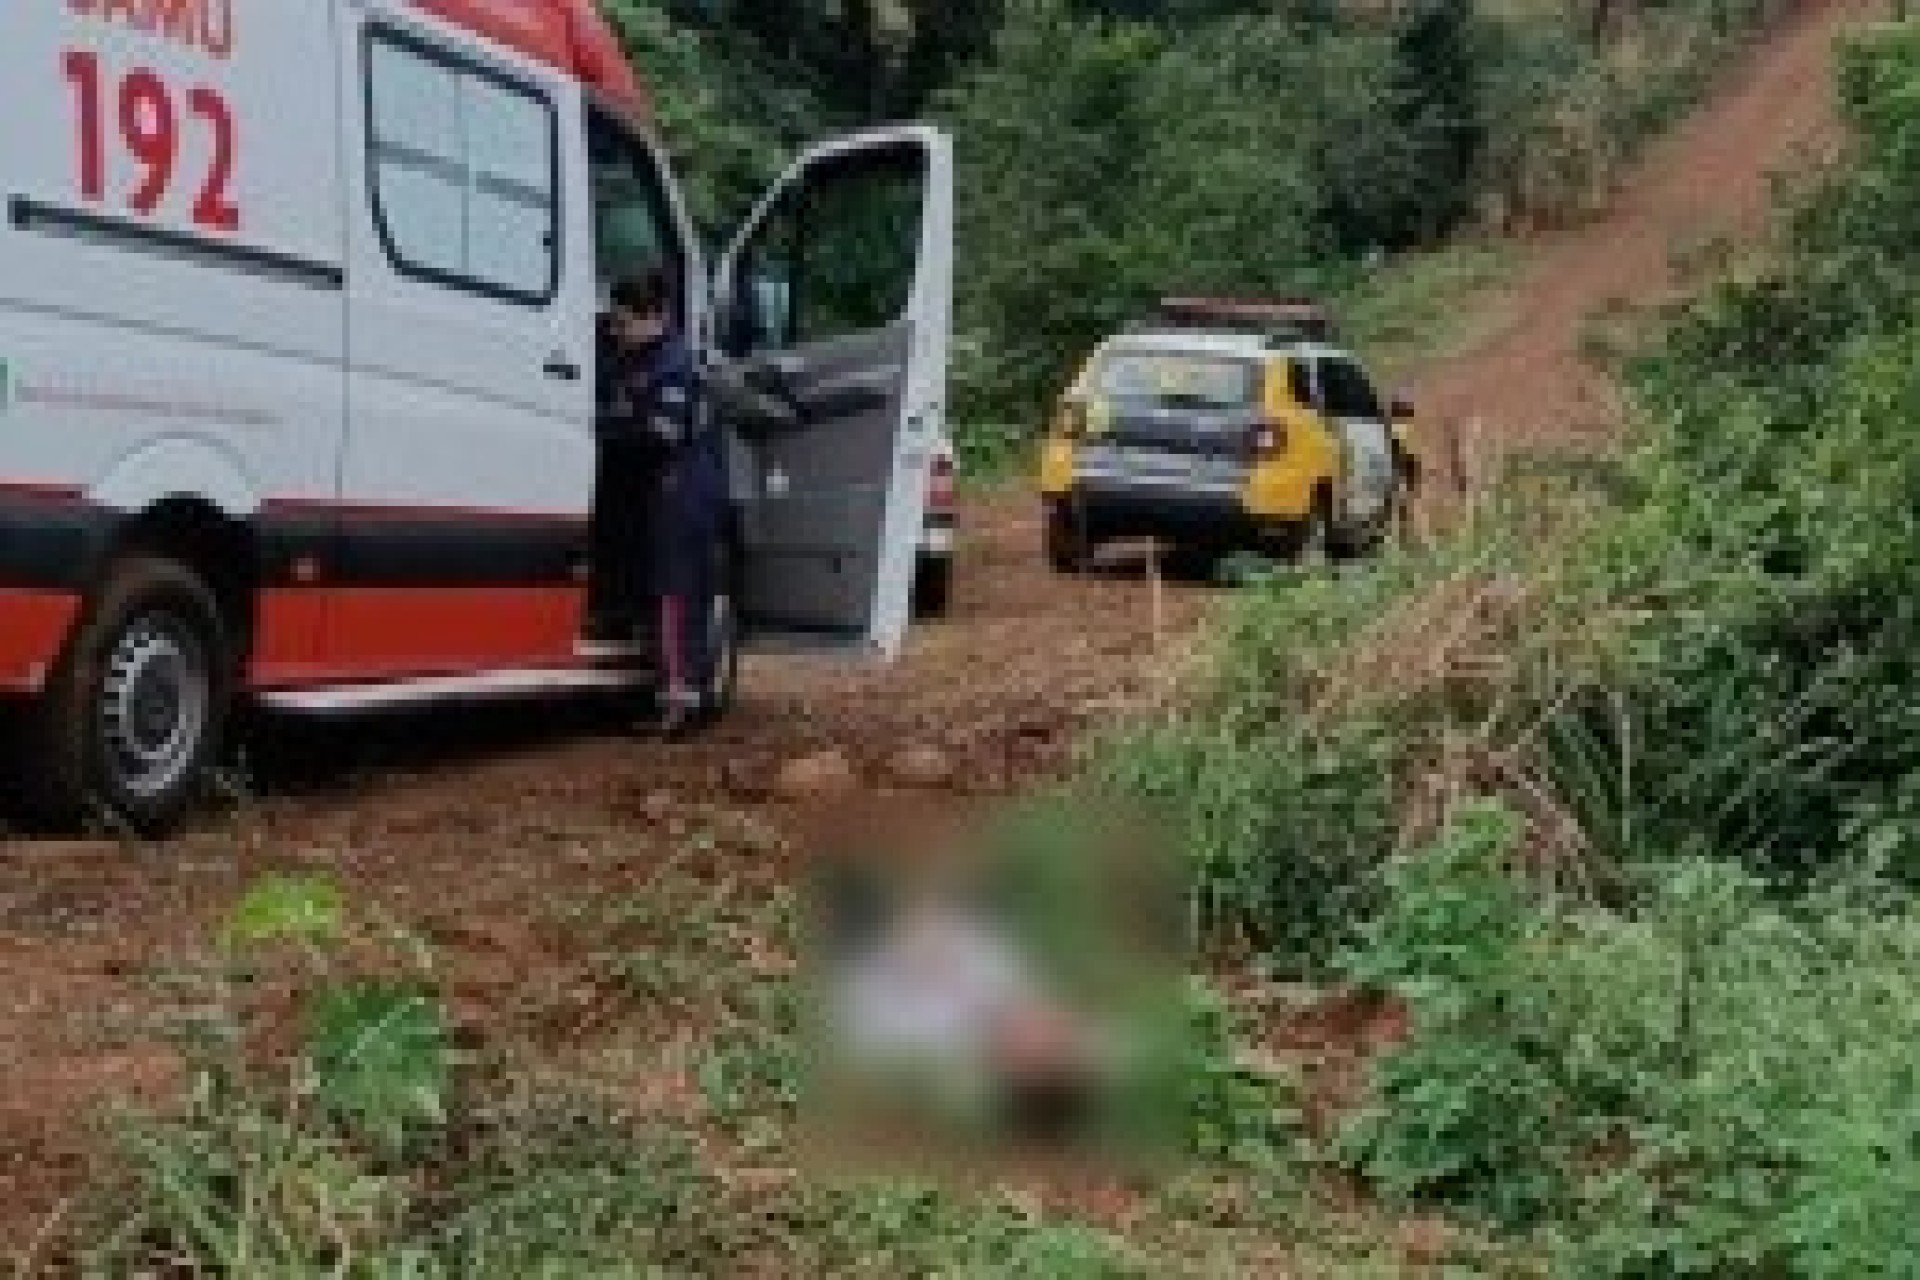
[1038,299,1419,573]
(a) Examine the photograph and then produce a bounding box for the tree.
[1388,0,1490,243]
[937,0,1164,417]
[899,0,1007,115]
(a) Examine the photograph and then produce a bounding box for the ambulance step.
[575,638,647,663]
[256,667,648,716]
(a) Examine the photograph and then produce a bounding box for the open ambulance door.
[710,126,952,660]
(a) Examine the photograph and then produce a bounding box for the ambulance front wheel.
[26,556,233,837]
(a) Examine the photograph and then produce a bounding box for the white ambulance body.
[0,0,952,831]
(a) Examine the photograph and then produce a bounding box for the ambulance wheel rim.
[101,611,210,800]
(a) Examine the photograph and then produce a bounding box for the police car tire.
[24,557,231,837]
[1163,542,1222,584]
[1045,503,1091,574]
[1291,489,1336,568]
[1333,505,1391,560]
[913,557,953,618]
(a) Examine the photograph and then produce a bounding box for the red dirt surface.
[0,2,1871,1259]
[1410,0,1868,454]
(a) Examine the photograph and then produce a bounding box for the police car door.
[1315,357,1395,532]
[712,127,952,660]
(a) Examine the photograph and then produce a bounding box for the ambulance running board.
[256,666,648,716]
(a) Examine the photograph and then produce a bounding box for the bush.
[1092,554,1455,972]
[1337,804,1920,1274]
[86,875,784,1274]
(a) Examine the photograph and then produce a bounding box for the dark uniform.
[595,324,729,702]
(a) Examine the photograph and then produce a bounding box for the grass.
[1338,243,1519,387]
[43,797,1548,1277]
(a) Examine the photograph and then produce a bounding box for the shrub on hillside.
[1339,804,1920,1273]
[1086,21,1920,1271]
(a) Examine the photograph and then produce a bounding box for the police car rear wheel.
[913,556,953,618]
[1045,502,1092,574]
[1162,542,1223,585]
[1290,491,1335,569]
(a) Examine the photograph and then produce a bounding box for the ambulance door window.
[730,148,925,355]
[585,109,684,317]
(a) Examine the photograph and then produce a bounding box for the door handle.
[544,357,581,382]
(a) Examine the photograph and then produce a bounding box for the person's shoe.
[646,686,706,740]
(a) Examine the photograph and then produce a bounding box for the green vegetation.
[81,857,1311,1272]
[1339,244,1515,382]
[1088,22,1920,1272]
[64,8,1918,1274]
[604,0,1792,434]
[1347,819,1920,1273]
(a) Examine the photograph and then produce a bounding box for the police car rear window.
[1097,352,1255,408]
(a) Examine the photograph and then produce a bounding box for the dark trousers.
[650,468,722,694]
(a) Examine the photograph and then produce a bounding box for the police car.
[1037,299,1419,574]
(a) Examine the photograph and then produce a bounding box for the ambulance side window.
[366,30,560,305]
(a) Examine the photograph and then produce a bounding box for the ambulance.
[0,0,954,832]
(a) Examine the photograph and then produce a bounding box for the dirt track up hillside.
[1411,0,1867,454]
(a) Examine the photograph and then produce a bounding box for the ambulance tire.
[25,557,232,838]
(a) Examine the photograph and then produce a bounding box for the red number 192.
[64,51,240,233]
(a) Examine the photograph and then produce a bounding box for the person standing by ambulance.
[599,269,730,738]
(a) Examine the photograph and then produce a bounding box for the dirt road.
[1410,0,1864,449]
[0,0,1870,1254]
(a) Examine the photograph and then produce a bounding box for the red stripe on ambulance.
[0,591,81,693]
[252,585,587,689]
